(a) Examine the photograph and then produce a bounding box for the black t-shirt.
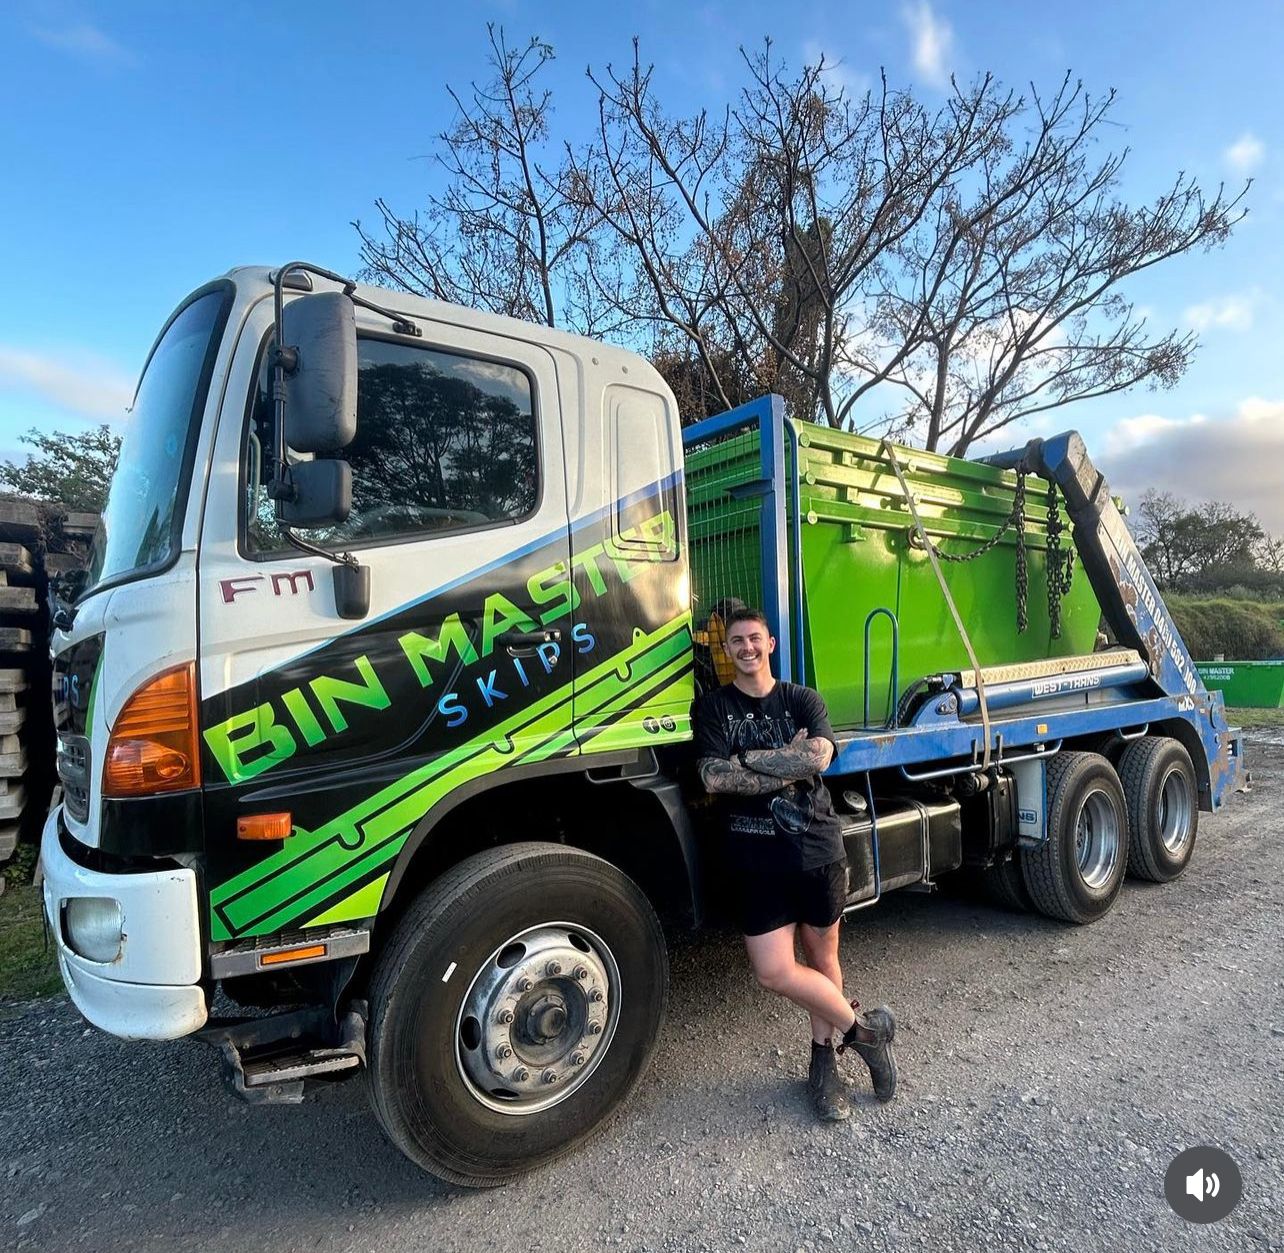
[693,681,845,871]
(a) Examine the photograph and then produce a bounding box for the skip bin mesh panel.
[684,428,763,693]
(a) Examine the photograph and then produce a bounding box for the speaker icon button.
[1165,1146,1243,1223]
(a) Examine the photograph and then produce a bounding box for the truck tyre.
[1118,736,1199,883]
[981,853,1032,912]
[367,842,668,1187]
[1021,752,1128,924]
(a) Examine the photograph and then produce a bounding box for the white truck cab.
[44,265,695,1180]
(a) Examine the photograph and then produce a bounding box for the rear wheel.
[1118,736,1199,882]
[368,842,668,1186]
[1022,752,1128,924]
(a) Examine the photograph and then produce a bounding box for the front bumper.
[41,806,208,1040]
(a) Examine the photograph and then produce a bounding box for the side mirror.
[280,291,357,453]
[278,459,351,529]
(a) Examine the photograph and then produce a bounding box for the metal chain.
[1014,471,1028,633]
[924,468,1029,633]
[1045,482,1075,639]
[908,468,1075,638]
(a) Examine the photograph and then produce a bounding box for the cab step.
[198,1003,367,1105]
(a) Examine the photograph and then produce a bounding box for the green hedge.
[1168,595,1284,661]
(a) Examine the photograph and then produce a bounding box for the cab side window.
[245,337,539,554]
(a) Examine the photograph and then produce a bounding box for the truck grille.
[56,734,91,823]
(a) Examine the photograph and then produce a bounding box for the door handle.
[498,628,562,656]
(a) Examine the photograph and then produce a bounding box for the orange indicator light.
[237,812,294,841]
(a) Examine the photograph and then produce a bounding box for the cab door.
[566,376,693,759]
[197,296,571,943]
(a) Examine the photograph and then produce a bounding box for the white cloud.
[0,346,134,422]
[1102,410,1211,458]
[802,40,871,97]
[1183,293,1257,333]
[1099,397,1284,534]
[29,22,136,66]
[1224,132,1264,174]
[901,1,954,90]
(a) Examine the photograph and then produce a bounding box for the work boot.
[807,1041,851,1122]
[838,1004,897,1102]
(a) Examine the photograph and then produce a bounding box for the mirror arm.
[349,292,421,337]
[281,529,369,621]
[280,528,369,621]
[272,260,420,341]
[281,525,357,570]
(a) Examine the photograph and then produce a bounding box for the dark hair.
[723,606,771,633]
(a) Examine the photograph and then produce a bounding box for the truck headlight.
[64,898,124,963]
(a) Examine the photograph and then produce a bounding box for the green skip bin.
[686,423,1104,729]
[1195,661,1284,708]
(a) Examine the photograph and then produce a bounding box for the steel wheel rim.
[454,921,622,1117]
[1155,766,1193,855]
[1074,787,1121,890]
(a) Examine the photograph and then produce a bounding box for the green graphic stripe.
[330,616,692,852]
[298,664,693,931]
[213,622,689,938]
[578,673,694,755]
[304,873,389,929]
[211,615,692,939]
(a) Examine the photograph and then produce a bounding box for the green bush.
[1168,595,1284,661]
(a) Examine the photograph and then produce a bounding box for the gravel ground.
[3,745,1281,1253]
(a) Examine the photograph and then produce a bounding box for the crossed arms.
[698,730,835,796]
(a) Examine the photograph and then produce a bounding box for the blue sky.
[2,1,1281,525]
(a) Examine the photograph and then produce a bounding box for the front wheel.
[367,843,668,1186]
[1022,752,1128,924]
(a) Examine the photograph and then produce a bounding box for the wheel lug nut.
[516,977,533,992]
[571,1052,586,1066]
[588,988,604,1003]
[496,1008,514,1024]
[587,1021,603,1035]
[542,1069,558,1084]
[573,965,588,980]
[495,1043,512,1060]
[513,1066,529,1082]
[545,960,562,976]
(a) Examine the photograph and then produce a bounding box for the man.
[694,606,897,1121]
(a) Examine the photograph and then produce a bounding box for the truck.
[42,262,1245,1187]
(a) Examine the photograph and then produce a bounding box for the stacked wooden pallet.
[0,499,96,882]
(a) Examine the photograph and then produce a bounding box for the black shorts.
[732,858,849,937]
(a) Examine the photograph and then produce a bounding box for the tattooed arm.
[740,729,834,781]
[697,756,792,796]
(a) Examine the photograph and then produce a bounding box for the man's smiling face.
[724,617,775,682]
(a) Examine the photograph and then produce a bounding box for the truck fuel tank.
[841,795,962,904]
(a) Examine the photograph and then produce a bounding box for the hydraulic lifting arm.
[984,431,1245,809]
[984,430,1201,700]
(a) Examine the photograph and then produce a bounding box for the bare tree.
[359,31,1248,447]
[353,25,607,332]
[577,42,1005,426]
[860,75,1247,454]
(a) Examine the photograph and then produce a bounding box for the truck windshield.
[84,287,228,595]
